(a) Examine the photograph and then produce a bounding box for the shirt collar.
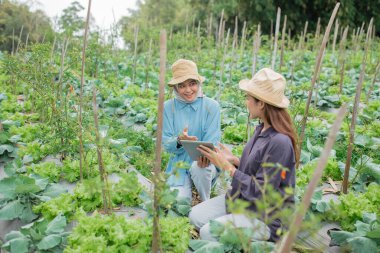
[176,98,201,111]
[257,123,277,138]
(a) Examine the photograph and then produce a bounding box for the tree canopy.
[0,0,53,52]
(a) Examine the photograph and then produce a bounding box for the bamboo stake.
[208,14,213,37]
[11,28,15,55]
[240,21,247,56]
[252,24,261,77]
[332,19,339,54]
[270,19,273,51]
[298,3,340,166]
[233,16,238,49]
[287,28,291,49]
[354,26,361,53]
[16,25,24,54]
[342,19,373,194]
[278,104,348,253]
[92,84,111,214]
[302,21,308,50]
[366,60,380,103]
[315,17,321,40]
[145,38,153,89]
[338,26,348,94]
[132,25,139,84]
[79,0,92,182]
[271,7,281,70]
[279,15,287,71]
[152,29,166,253]
[25,33,29,49]
[218,9,224,46]
[220,28,230,87]
[229,16,238,83]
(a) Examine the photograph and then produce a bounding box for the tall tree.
[0,0,53,52]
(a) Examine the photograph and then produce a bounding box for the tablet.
[180,140,215,161]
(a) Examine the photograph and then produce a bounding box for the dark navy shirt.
[226,123,296,242]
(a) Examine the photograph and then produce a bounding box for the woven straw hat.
[168,59,205,86]
[239,68,289,108]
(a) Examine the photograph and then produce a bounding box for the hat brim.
[168,75,205,86]
[239,79,289,109]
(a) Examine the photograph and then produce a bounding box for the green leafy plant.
[330,213,380,253]
[326,183,380,231]
[0,173,66,222]
[64,211,192,253]
[27,161,62,183]
[2,214,69,253]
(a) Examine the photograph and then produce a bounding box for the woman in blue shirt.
[163,59,221,202]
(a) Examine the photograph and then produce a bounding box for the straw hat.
[168,59,205,86]
[239,68,289,108]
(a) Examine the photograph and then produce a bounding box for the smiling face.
[176,79,199,102]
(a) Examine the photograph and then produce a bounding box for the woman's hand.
[178,127,198,141]
[218,143,240,166]
[197,145,236,176]
[197,156,210,168]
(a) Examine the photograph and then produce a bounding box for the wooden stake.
[92,84,111,214]
[366,60,380,102]
[15,25,24,54]
[132,25,139,84]
[298,3,340,166]
[145,38,153,89]
[11,28,15,55]
[279,15,287,71]
[218,9,224,46]
[271,7,281,70]
[302,21,308,49]
[252,24,261,77]
[79,0,92,182]
[338,26,348,94]
[240,21,247,55]
[342,18,373,194]
[24,32,29,49]
[278,104,348,253]
[332,19,339,54]
[152,29,167,253]
[270,19,273,51]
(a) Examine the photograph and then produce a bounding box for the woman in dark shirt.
[189,68,299,243]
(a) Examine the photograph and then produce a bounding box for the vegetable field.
[0,1,379,253]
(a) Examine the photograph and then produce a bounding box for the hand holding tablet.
[180,140,215,161]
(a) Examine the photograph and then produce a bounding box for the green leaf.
[347,236,378,253]
[0,177,18,198]
[29,174,49,190]
[0,200,24,220]
[176,204,191,216]
[20,203,38,222]
[37,234,62,250]
[45,214,66,234]
[9,237,29,253]
[4,231,24,241]
[315,201,330,213]
[0,144,14,155]
[209,220,225,237]
[250,241,275,253]
[330,231,354,245]
[189,240,224,253]
[43,184,67,198]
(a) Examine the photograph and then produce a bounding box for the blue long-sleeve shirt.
[163,97,221,186]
